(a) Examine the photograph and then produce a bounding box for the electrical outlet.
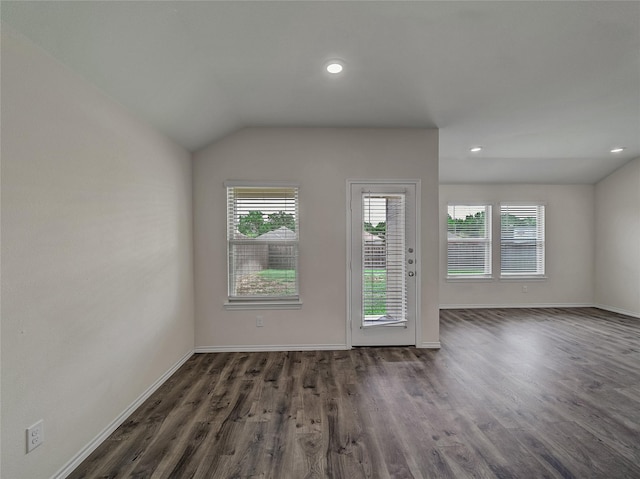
[522,285,528,293]
[256,316,264,327]
[26,420,44,453]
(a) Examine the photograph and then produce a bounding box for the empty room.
[1,1,639,478]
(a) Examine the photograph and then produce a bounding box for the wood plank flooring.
[68,308,640,478]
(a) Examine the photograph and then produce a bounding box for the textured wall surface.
[440,184,596,308]
[1,30,194,479]
[193,127,440,349]
[595,157,640,317]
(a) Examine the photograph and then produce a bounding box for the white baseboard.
[197,343,441,352]
[593,304,640,319]
[52,350,193,479]
[439,303,639,319]
[195,344,349,353]
[439,303,593,310]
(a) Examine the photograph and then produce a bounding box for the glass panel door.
[350,182,418,347]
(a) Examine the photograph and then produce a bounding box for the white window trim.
[499,202,546,279]
[499,275,547,281]
[225,181,302,310]
[446,276,494,283]
[446,203,493,280]
[224,300,303,311]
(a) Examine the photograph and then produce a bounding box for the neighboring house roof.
[257,226,296,240]
[363,231,384,243]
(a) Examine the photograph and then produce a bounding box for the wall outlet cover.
[27,420,44,453]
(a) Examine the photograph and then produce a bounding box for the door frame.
[346,179,422,348]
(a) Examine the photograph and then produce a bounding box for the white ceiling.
[2,1,639,183]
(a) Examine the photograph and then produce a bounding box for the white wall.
[1,30,194,479]
[595,157,640,317]
[440,184,595,307]
[193,127,439,349]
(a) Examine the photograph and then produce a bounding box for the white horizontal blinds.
[227,186,299,299]
[500,204,545,276]
[362,192,407,327]
[447,205,492,277]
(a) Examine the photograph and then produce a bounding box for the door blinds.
[362,192,407,327]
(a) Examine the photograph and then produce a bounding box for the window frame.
[499,203,546,279]
[224,181,302,310]
[446,204,493,280]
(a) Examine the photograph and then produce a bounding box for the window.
[447,205,492,278]
[226,183,300,307]
[362,192,407,324]
[500,204,545,277]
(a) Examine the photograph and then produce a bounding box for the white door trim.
[346,179,422,348]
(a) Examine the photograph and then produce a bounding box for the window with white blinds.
[447,205,492,278]
[500,204,545,277]
[362,193,407,326]
[362,192,407,327]
[226,184,299,301]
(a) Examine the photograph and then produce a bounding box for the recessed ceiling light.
[470,146,483,153]
[610,147,626,153]
[326,62,343,74]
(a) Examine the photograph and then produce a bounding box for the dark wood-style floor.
[69,308,640,478]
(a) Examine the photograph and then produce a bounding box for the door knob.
[408,271,415,277]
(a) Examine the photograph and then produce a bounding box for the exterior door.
[348,181,419,346]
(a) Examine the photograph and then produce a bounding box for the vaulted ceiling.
[2,1,639,183]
